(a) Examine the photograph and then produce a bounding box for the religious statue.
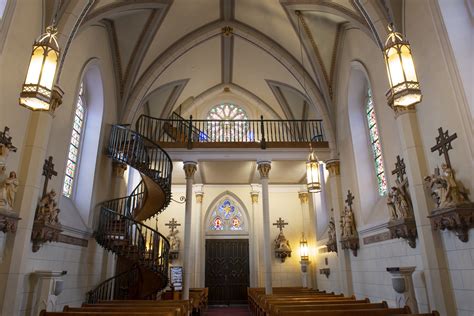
[273,217,292,262]
[424,127,474,242]
[424,163,470,209]
[0,127,17,167]
[165,218,181,260]
[5,171,19,209]
[326,212,338,253]
[340,206,356,238]
[167,229,180,252]
[386,155,417,248]
[36,190,61,225]
[339,190,359,256]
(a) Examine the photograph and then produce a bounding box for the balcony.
[135,113,328,150]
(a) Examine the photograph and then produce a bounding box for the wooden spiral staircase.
[87,122,173,303]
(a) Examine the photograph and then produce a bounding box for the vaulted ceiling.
[73,0,394,128]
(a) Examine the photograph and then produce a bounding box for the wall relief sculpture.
[165,218,181,261]
[0,126,21,233]
[339,190,359,256]
[386,155,417,248]
[424,127,473,242]
[326,209,337,253]
[273,217,291,262]
[32,156,62,252]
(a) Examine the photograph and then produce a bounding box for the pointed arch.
[204,191,250,236]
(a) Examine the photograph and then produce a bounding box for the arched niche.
[60,59,105,228]
[347,61,387,225]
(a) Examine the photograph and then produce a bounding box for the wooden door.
[205,239,249,305]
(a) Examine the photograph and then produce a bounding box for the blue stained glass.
[209,198,245,231]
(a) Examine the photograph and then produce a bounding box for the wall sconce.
[383,24,422,108]
[306,145,321,193]
[19,25,60,111]
[299,233,309,261]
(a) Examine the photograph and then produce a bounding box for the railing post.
[260,115,266,149]
[187,115,193,150]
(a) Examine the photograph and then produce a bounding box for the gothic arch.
[204,191,251,236]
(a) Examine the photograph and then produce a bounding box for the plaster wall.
[0,3,118,314]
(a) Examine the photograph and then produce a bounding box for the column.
[2,90,63,315]
[298,191,313,289]
[257,161,272,294]
[182,161,197,300]
[250,186,260,287]
[194,186,204,287]
[111,161,127,197]
[325,160,353,295]
[392,108,455,315]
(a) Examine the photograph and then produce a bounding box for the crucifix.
[345,190,354,209]
[273,217,288,232]
[391,155,406,182]
[42,156,58,197]
[165,218,181,233]
[430,127,457,168]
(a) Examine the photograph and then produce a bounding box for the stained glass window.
[63,82,86,198]
[206,104,249,142]
[366,88,387,196]
[209,198,245,231]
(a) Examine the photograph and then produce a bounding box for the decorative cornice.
[391,104,416,118]
[250,191,259,204]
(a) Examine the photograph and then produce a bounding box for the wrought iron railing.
[135,113,325,149]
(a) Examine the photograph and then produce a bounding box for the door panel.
[205,239,249,305]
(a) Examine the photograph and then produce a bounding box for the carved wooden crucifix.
[165,218,181,233]
[391,155,406,182]
[430,127,457,168]
[42,156,58,197]
[345,190,354,209]
[273,217,288,231]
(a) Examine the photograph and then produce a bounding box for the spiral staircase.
[86,121,173,303]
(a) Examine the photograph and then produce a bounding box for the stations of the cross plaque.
[165,218,181,233]
[391,155,406,182]
[273,217,288,231]
[0,126,17,152]
[42,156,58,197]
[345,190,354,209]
[430,127,457,168]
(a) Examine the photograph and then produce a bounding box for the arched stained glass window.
[63,82,86,198]
[366,88,387,196]
[206,104,249,142]
[209,198,244,231]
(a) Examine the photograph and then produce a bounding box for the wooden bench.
[270,302,388,315]
[274,307,411,316]
[40,312,174,316]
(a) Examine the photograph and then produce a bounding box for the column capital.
[325,159,340,176]
[250,191,259,204]
[257,161,271,179]
[112,161,127,177]
[183,161,197,179]
[195,191,204,204]
[298,191,309,204]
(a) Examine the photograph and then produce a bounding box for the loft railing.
[135,113,325,149]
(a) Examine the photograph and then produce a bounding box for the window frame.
[62,81,87,199]
[364,88,388,196]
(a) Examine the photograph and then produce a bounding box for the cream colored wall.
[0,2,118,314]
[146,183,314,290]
[320,1,474,314]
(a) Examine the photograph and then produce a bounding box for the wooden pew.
[257,294,351,316]
[274,307,412,316]
[40,312,174,316]
[270,302,388,315]
[90,299,191,314]
[64,306,184,316]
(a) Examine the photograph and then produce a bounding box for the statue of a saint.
[37,190,60,224]
[5,171,19,209]
[328,216,336,242]
[387,188,398,220]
